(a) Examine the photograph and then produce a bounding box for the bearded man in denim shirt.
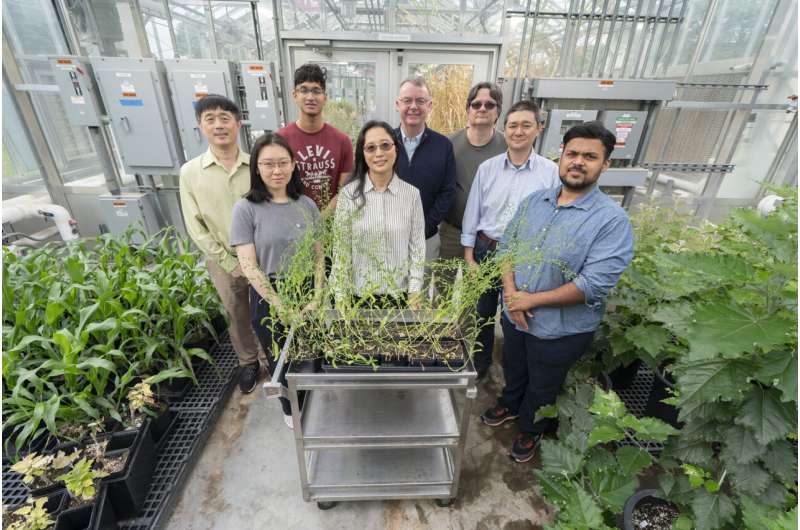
[480,121,634,463]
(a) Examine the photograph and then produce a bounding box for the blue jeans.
[499,315,594,434]
[473,236,501,374]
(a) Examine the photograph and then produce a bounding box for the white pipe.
[3,203,79,241]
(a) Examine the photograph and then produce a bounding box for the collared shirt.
[401,125,425,162]
[460,150,560,247]
[331,174,426,302]
[179,147,251,273]
[498,185,634,339]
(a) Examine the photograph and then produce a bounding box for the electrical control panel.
[599,110,648,160]
[538,109,598,160]
[239,61,281,131]
[163,59,238,159]
[50,56,104,127]
[90,57,184,175]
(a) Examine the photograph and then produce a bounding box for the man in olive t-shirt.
[442,82,507,260]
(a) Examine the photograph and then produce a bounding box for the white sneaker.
[284,414,294,429]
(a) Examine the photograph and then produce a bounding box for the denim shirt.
[498,185,634,339]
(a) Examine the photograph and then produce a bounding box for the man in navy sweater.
[394,77,456,261]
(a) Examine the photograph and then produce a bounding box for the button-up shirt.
[460,150,559,247]
[401,125,425,162]
[331,174,426,302]
[498,185,634,339]
[179,148,251,273]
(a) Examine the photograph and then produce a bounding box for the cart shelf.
[301,388,460,449]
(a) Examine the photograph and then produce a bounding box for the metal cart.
[263,310,478,509]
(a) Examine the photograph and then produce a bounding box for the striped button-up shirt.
[460,150,560,247]
[331,174,426,302]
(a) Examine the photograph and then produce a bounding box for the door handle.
[194,126,202,142]
[120,116,131,133]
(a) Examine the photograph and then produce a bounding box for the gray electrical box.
[239,61,280,131]
[90,57,184,175]
[600,110,648,160]
[539,109,598,160]
[50,56,104,127]
[163,59,238,159]
[97,193,161,241]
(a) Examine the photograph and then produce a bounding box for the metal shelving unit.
[264,313,477,509]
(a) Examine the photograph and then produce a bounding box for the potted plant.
[2,496,60,530]
[10,450,81,498]
[54,457,116,530]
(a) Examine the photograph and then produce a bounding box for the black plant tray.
[322,358,467,372]
[613,364,666,454]
[2,333,238,530]
[55,484,118,530]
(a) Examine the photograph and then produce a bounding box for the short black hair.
[466,82,503,112]
[294,63,326,90]
[194,94,241,122]
[562,121,616,160]
[246,133,304,203]
[503,100,541,126]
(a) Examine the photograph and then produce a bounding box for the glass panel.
[64,0,147,57]
[408,63,473,136]
[3,0,67,56]
[699,0,777,63]
[256,1,279,63]
[280,0,501,35]
[212,1,259,60]
[171,0,215,58]
[307,61,378,143]
[2,81,46,197]
[142,0,176,59]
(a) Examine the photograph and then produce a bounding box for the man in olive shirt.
[441,82,507,260]
[178,94,261,393]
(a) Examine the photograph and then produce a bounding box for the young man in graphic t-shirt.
[277,64,354,211]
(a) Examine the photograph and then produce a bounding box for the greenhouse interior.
[1,0,798,528]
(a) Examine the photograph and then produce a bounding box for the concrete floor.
[166,344,554,530]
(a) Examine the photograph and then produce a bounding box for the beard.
[559,167,598,191]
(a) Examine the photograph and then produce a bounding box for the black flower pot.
[623,489,678,530]
[44,488,70,518]
[55,485,118,530]
[103,421,156,519]
[154,376,193,403]
[149,408,178,452]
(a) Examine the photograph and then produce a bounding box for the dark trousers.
[499,315,594,434]
[249,287,292,415]
[473,236,501,374]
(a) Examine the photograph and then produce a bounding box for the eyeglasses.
[398,97,430,107]
[297,87,325,96]
[469,100,497,111]
[258,159,293,171]
[364,141,395,154]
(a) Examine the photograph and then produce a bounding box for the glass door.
[400,50,493,135]
[288,48,391,142]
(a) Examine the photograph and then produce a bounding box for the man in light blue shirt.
[461,100,558,380]
[481,121,634,464]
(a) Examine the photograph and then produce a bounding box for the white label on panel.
[116,72,132,78]
[116,209,129,217]
[190,73,207,79]
[255,100,270,108]
[71,96,86,105]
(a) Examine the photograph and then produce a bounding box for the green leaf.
[761,439,797,483]
[76,358,116,372]
[741,495,798,530]
[534,470,571,505]
[672,515,695,530]
[615,446,653,475]
[588,422,625,446]
[45,302,66,326]
[539,439,583,476]
[563,484,605,530]
[691,489,736,530]
[685,302,793,360]
[754,350,798,403]
[534,404,558,424]
[650,302,694,335]
[626,324,670,357]
[735,386,795,446]
[619,415,679,442]
[720,425,766,465]
[676,358,754,419]
[588,387,627,418]
[729,462,771,497]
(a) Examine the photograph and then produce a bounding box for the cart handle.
[262,327,293,400]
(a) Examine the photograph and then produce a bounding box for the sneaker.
[511,432,541,463]
[238,362,260,393]
[283,414,294,430]
[480,404,519,427]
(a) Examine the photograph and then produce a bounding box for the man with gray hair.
[394,76,456,261]
[441,82,508,260]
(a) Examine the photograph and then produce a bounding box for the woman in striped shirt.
[331,120,425,309]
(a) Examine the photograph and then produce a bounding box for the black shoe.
[511,432,541,463]
[480,404,519,427]
[238,362,260,393]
